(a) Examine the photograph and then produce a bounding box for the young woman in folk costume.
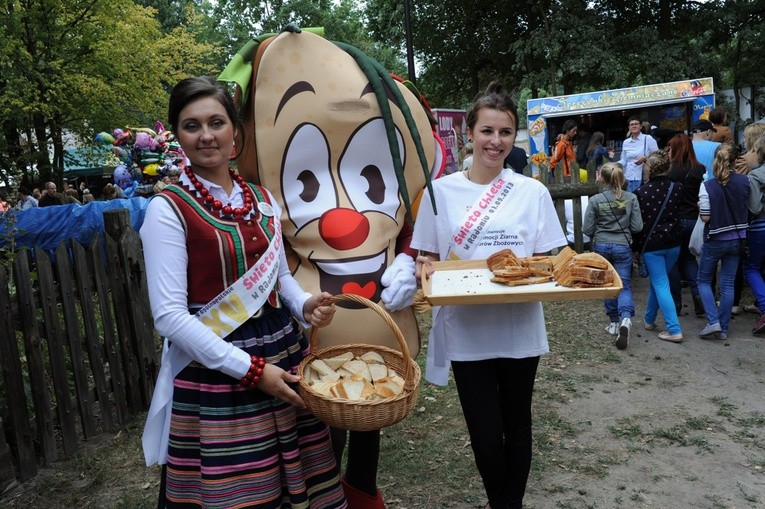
[219,26,444,508]
[141,76,346,508]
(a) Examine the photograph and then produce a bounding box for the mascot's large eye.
[297,170,320,202]
[339,118,402,219]
[282,124,337,230]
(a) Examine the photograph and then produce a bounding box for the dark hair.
[561,119,577,134]
[465,81,518,131]
[709,107,727,125]
[666,134,700,168]
[586,131,605,156]
[168,76,243,151]
[628,114,642,125]
[17,186,30,196]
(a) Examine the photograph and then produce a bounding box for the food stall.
[432,108,467,174]
[526,78,716,174]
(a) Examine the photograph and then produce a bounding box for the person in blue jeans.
[583,162,643,349]
[666,133,706,317]
[633,150,684,342]
[744,134,765,334]
[697,143,750,340]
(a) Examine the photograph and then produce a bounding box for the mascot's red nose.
[319,208,370,251]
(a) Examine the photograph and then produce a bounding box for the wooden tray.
[421,259,623,306]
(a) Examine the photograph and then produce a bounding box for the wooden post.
[35,245,78,458]
[89,235,129,425]
[103,210,144,411]
[13,249,57,465]
[55,242,96,439]
[117,224,157,402]
[0,265,36,481]
[71,239,115,432]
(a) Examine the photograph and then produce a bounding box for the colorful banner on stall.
[527,78,714,116]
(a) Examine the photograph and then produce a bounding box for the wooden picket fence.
[0,209,158,493]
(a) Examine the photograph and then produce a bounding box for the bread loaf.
[305,351,406,401]
[486,247,614,288]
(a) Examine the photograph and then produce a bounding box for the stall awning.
[527,78,715,119]
[63,146,116,179]
[540,96,697,118]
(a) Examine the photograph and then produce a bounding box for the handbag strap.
[640,182,675,256]
[718,182,743,242]
[605,193,633,246]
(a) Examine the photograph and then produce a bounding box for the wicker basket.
[297,293,421,431]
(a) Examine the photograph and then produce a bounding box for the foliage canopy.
[0,0,763,187]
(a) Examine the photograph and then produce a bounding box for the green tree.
[0,0,214,187]
[202,0,404,77]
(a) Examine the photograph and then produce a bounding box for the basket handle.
[309,293,413,382]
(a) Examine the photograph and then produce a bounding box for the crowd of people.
[577,111,765,348]
[2,168,184,213]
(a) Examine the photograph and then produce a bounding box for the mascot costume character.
[220,25,444,508]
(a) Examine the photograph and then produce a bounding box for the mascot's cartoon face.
[236,30,439,354]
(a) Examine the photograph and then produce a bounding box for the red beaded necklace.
[184,166,254,219]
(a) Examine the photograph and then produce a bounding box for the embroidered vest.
[159,183,281,308]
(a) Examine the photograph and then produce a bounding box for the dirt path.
[529,276,765,509]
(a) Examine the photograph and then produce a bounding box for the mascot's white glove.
[380,253,417,312]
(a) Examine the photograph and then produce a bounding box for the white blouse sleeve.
[140,196,251,380]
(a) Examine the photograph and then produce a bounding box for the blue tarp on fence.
[0,198,150,251]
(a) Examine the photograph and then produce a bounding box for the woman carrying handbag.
[633,150,684,342]
[583,162,643,349]
[697,143,750,340]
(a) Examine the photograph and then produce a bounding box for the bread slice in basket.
[304,352,405,401]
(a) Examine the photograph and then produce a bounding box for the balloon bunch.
[95,121,186,197]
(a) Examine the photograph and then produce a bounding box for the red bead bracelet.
[240,355,267,390]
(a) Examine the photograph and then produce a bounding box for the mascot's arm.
[381,220,418,311]
[380,252,416,312]
[395,220,417,259]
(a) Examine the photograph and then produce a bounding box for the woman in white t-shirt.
[412,81,566,509]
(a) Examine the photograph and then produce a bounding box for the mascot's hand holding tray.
[220,25,444,509]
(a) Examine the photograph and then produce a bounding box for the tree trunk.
[2,118,23,188]
[658,0,672,40]
[52,119,64,186]
[33,113,51,184]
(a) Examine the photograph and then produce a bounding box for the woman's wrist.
[240,355,267,389]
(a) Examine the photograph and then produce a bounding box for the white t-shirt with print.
[412,168,566,364]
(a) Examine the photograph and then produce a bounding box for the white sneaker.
[616,317,631,350]
[605,322,619,335]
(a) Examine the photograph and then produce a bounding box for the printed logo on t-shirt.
[478,229,524,248]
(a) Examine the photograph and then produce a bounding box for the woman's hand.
[735,157,751,174]
[415,254,437,283]
[635,156,646,165]
[303,291,335,327]
[257,364,306,409]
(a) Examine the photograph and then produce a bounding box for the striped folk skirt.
[161,308,347,508]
